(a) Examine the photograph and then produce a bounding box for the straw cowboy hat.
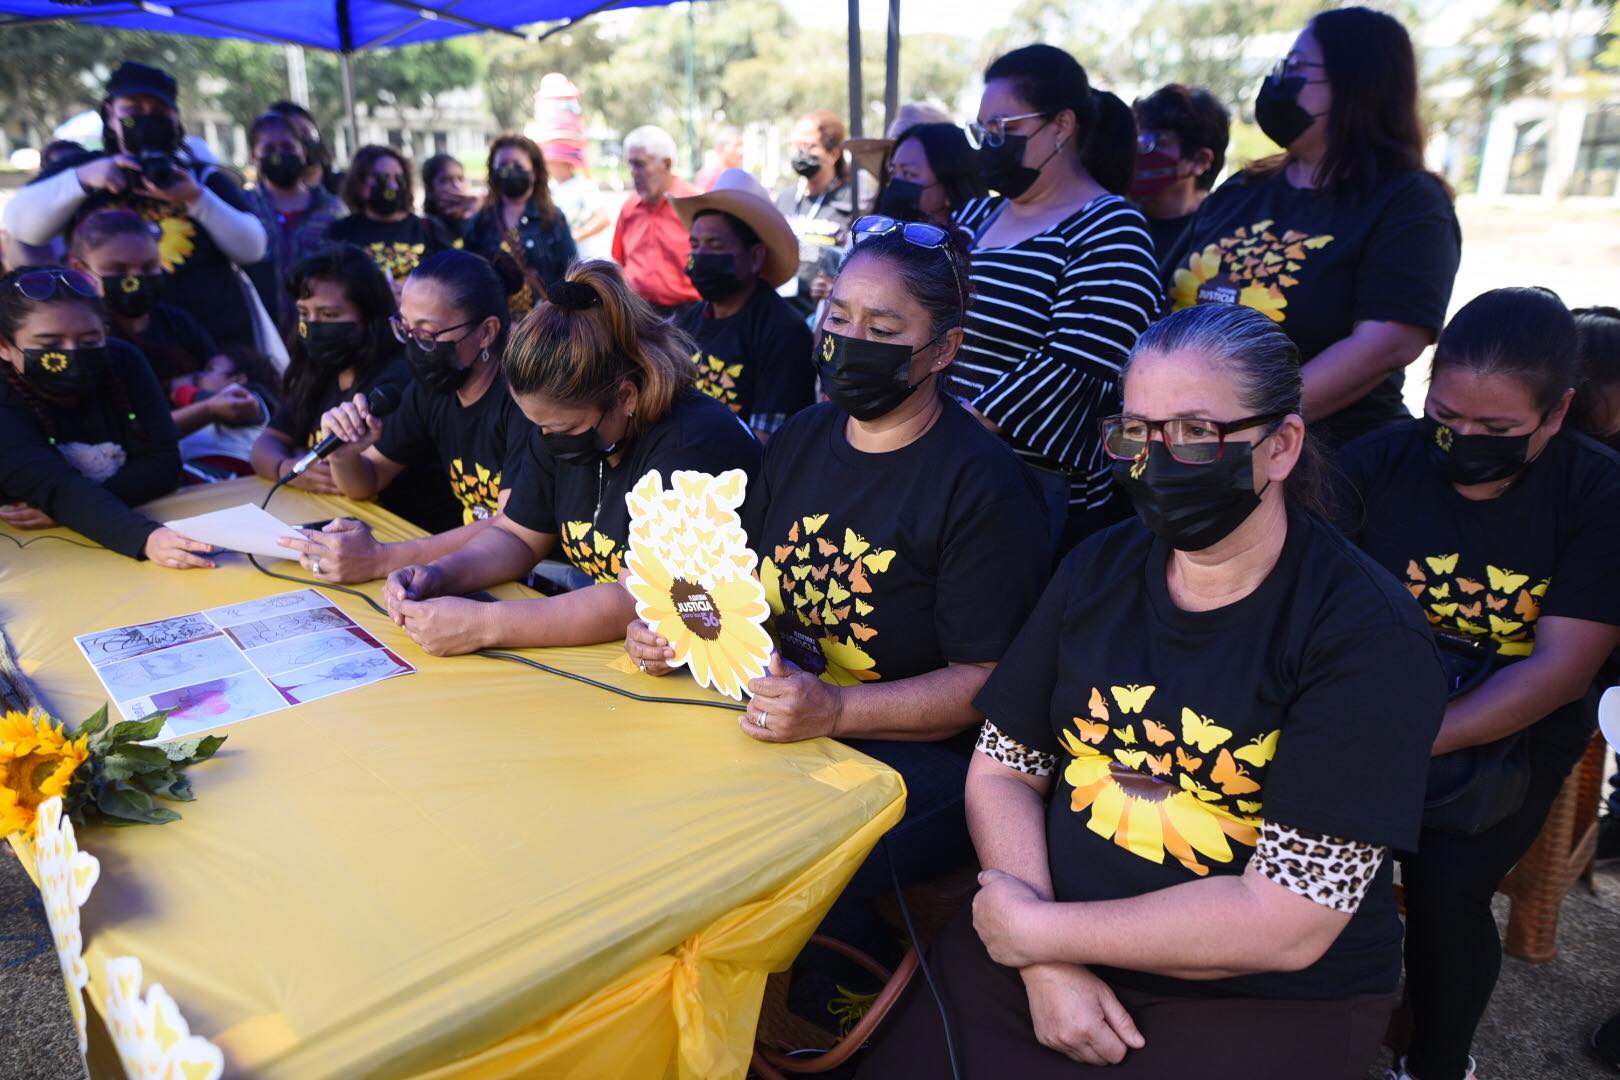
[671,168,799,289]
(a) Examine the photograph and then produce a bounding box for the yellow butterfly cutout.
[1179,774,1223,802]
[843,528,870,560]
[1530,579,1549,598]
[827,580,851,605]
[1302,235,1334,249]
[1430,602,1459,618]
[803,513,829,534]
[1113,748,1147,770]
[1142,718,1175,746]
[1428,583,1451,599]
[1487,565,1529,594]
[1237,799,1263,814]
[791,564,813,580]
[795,544,810,560]
[1114,725,1137,745]
[1233,730,1280,767]
[854,599,874,616]
[1425,553,1459,575]
[804,583,826,605]
[565,520,592,540]
[1488,614,1523,636]
[1110,684,1155,714]
[864,550,896,573]
[1455,617,1487,635]
[1181,707,1233,753]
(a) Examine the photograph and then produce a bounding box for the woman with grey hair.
[859,302,1446,1078]
[611,125,701,311]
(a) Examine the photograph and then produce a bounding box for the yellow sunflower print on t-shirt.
[692,350,745,412]
[1403,554,1545,657]
[1061,683,1278,876]
[561,520,623,584]
[1170,219,1334,323]
[448,458,501,524]
[759,513,893,685]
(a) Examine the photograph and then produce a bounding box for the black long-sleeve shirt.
[0,341,180,558]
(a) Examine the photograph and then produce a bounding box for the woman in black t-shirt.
[381,260,760,656]
[277,250,529,584]
[324,146,451,297]
[861,304,1445,1079]
[630,221,1052,1007]
[0,267,212,568]
[1168,7,1460,447]
[1337,289,1620,1080]
[250,245,407,496]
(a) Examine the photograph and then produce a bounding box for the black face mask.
[1113,440,1268,552]
[366,181,404,216]
[299,320,363,372]
[976,124,1057,199]
[816,329,933,422]
[494,166,533,199]
[876,179,927,221]
[22,345,106,400]
[1423,415,1536,486]
[790,150,823,178]
[101,273,163,320]
[405,339,472,396]
[543,420,619,467]
[258,151,305,189]
[119,113,180,156]
[1255,74,1318,149]
[686,252,746,303]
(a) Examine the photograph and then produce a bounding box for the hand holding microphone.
[292,383,402,476]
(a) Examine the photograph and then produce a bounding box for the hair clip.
[547,280,601,312]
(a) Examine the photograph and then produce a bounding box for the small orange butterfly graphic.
[1175,747,1203,772]
[1142,718,1175,746]
[1144,752,1172,776]
[1211,749,1261,795]
[1075,717,1109,744]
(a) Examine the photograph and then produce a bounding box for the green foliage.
[68,706,226,828]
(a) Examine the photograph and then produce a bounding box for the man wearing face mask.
[325,145,452,298]
[774,110,863,317]
[1168,8,1460,449]
[671,169,813,442]
[1129,85,1229,282]
[267,101,345,198]
[5,61,269,352]
[244,111,345,336]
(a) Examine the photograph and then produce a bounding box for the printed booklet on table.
[74,589,415,739]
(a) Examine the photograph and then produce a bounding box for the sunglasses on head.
[850,214,967,317]
[14,269,100,303]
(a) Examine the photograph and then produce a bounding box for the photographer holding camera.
[3,62,268,351]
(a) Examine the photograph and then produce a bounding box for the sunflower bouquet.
[1,707,224,839]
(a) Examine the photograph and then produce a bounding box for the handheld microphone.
[290,383,402,476]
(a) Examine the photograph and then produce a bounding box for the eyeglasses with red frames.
[13,268,100,302]
[387,313,477,352]
[1099,411,1289,465]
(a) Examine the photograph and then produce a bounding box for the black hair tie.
[548,280,602,312]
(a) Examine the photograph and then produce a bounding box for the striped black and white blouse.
[953,194,1162,511]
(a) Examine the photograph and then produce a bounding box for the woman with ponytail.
[0,266,213,567]
[382,259,761,655]
[955,44,1162,555]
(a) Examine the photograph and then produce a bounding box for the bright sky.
[781,0,1011,37]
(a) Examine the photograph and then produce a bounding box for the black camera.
[118,115,184,189]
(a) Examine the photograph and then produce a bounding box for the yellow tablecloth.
[1,478,905,1079]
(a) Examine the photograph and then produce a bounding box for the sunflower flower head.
[0,711,89,840]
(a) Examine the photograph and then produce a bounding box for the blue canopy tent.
[0,0,902,192]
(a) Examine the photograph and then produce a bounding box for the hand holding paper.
[163,503,304,561]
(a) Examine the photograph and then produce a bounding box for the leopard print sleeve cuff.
[975,720,1056,777]
[1252,822,1386,914]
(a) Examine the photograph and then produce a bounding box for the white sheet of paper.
[164,503,304,561]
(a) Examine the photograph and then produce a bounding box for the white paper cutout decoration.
[624,470,774,699]
[32,795,99,1054]
[103,954,224,1080]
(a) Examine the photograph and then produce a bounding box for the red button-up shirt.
[611,178,702,308]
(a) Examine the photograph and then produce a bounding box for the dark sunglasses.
[14,269,100,303]
[851,214,966,315]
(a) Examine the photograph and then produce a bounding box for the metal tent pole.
[338,0,359,158]
[884,0,900,137]
[847,0,863,209]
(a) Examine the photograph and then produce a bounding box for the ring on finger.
[311,556,323,576]
[638,659,647,673]
[755,711,769,729]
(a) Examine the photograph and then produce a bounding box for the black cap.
[106,61,178,109]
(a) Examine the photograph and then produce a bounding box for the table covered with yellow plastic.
[0,478,905,1079]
